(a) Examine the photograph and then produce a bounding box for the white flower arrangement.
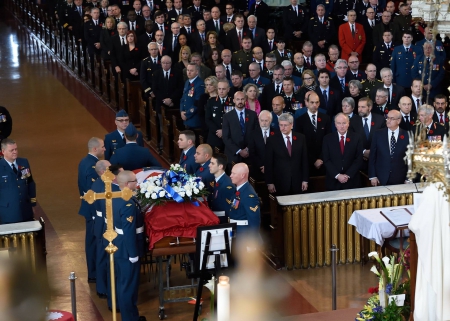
[136,164,208,207]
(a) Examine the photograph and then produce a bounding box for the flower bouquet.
[356,250,411,321]
[137,164,209,208]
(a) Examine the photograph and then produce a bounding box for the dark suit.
[433,112,450,132]
[247,27,266,48]
[368,128,409,185]
[259,82,284,111]
[77,153,98,280]
[322,131,364,190]
[265,130,309,196]
[315,86,342,117]
[126,19,145,36]
[190,31,206,55]
[152,68,184,113]
[209,173,235,221]
[295,112,332,176]
[283,4,308,43]
[110,35,126,70]
[195,159,215,193]
[137,32,154,49]
[0,158,36,224]
[370,84,405,109]
[247,127,269,181]
[373,22,398,44]
[228,182,261,236]
[330,75,351,97]
[399,113,416,132]
[222,108,258,165]
[205,19,225,41]
[307,16,336,53]
[84,20,102,57]
[179,146,199,174]
[109,143,161,170]
[225,28,253,53]
[350,113,387,151]
[249,1,270,29]
[261,38,277,55]
[139,55,161,98]
[167,7,187,23]
[205,96,234,151]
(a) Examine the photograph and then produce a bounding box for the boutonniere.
[270,131,274,136]
[330,90,334,95]
[245,117,249,121]
[200,167,204,172]
[429,129,434,134]
[235,191,240,196]
[446,117,449,122]
[371,121,375,126]
[257,81,262,85]
[299,9,302,13]
[293,136,297,141]
[183,155,187,160]
[346,137,351,142]
[400,135,404,139]
[318,117,322,122]
[410,120,415,125]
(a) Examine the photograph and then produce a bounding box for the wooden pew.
[139,98,150,141]
[149,100,160,149]
[94,57,103,94]
[160,106,180,163]
[67,35,75,71]
[109,65,118,109]
[101,60,111,101]
[172,118,182,163]
[117,74,126,110]
[126,79,142,125]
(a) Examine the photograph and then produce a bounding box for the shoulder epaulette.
[234,50,239,54]
[143,57,149,61]
[187,5,193,8]
[361,79,366,83]
[328,17,333,19]
[310,17,314,20]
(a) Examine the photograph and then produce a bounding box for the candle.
[217,276,230,321]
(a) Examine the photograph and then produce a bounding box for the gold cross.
[81,168,132,321]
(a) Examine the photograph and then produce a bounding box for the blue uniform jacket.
[92,179,121,240]
[77,154,99,219]
[195,159,215,193]
[179,146,200,174]
[104,129,145,160]
[112,196,145,259]
[390,44,419,88]
[0,158,36,224]
[242,76,271,88]
[415,39,446,60]
[109,143,161,170]
[228,182,260,233]
[411,54,445,99]
[209,173,235,213]
[180,76,205,128]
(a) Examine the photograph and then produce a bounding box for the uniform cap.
[125,123,137,136]
[116,110,128,118]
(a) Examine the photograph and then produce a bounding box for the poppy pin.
[299,9,302,12]
[429,129,434,134]
[292,98,296,102]
[170,73,173,77]
[293,136,297,141]
[392,93,396,97]
[236,191,240,196]
[410,120,415,125]
[324,21,328,25]
[270,131,274,136]
[215,183,219,187]
[385,109,389,114]
[258,81,262,85]
[390,47,394,51]
[136,25,139,28]
[183,155,187,160]
[371,121,375,126]
[400,135,404,139]
[111,31,115,35]
[318,117,322,122]
[134,47,138,51]
[244,32,247,36]
[245,117,249,121]
[346,137,350,142]
[345,83,348,87]
[446,117,449,122]
[191,83,195,87]
[200,167,204,172]
[330,91,334,95]
[255,34,258,37]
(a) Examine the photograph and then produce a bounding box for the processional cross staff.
[81,169,133,321]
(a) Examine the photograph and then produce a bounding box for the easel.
[192,224,236,321]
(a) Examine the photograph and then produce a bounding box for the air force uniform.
[179,146,199,174]
[390,45,419,89]
[209,173,236,224]
[195,159,214,193]
[228,182,261,236]
[180,76,205,129]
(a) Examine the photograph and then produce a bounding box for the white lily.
[370,265,380,276]
[368,251,379,260]
[204,276,215,295]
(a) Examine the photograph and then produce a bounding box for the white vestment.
[409,183,450,321]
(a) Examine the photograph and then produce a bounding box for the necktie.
[323,89,327,105]
[440,113,444,123]
[276,84,280,93]
[264,130,267,144]
[94,20,97,26]
[387,87,391,104]
[103,9,106,16]
[187,27,190,33]
[177,10,180,15]
[221,98,225,105]
[312,114,317,130]
[340,135,345,154]
[226,65,230,79]
[294,6,297,16]
[281,52,284,58]
[269,40,273,50]
[78,6,82,16]
[259,62,262,70]
[306,57,310,66]
[239,111,245,135]
[215,20,219,33]
[340,79,345,92]
[405,115,409,124]
[150,1,153,10]
[148,33,152,39]
[371,20,374,28]
[427,57,431,64]
[173,35,178,51]
[354,73,358,79]
[363,118,369,139]
[416,99,420,111]
[320,17,323,24]
[390,132,396,155]
[386,43,390,49]
[238,31,242,47]
[201,33,205,43]
[286,136,292,156]
[405,47,409,53]
[121,37,125,46]
[12,163,18,175]
[122,134,126,143]
[158,44,162,55]
[153,58,156,64]
[351,24,355,37]
[160,25,163,32]
[131,22,135,30]
[166,71,169,81]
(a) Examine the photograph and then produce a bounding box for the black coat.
[265,130,309,196]
[84,20,102,56]
[225,28,253,53]
[151,68,184,112]
[349,113,387,150]
[205,96,234,151]
[248,1,270,29]
[314,86,342,117]
[322,131,364,190]
[247,127,269,181]
[99,28,115,60]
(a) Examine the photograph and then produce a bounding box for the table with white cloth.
[348,205,414,260]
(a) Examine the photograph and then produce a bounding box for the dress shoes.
[138,317,147,321]
[108,307,120,313]
[88,278,96,283]
[97,292,107,299]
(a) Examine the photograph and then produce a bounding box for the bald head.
[195,143,213,164]
[117,170,136,189]
[230,163,249,186]
[398,96,412,114]
[95,160,111,175]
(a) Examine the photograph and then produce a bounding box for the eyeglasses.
[348,61,358,64]
[116,118,130,122]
